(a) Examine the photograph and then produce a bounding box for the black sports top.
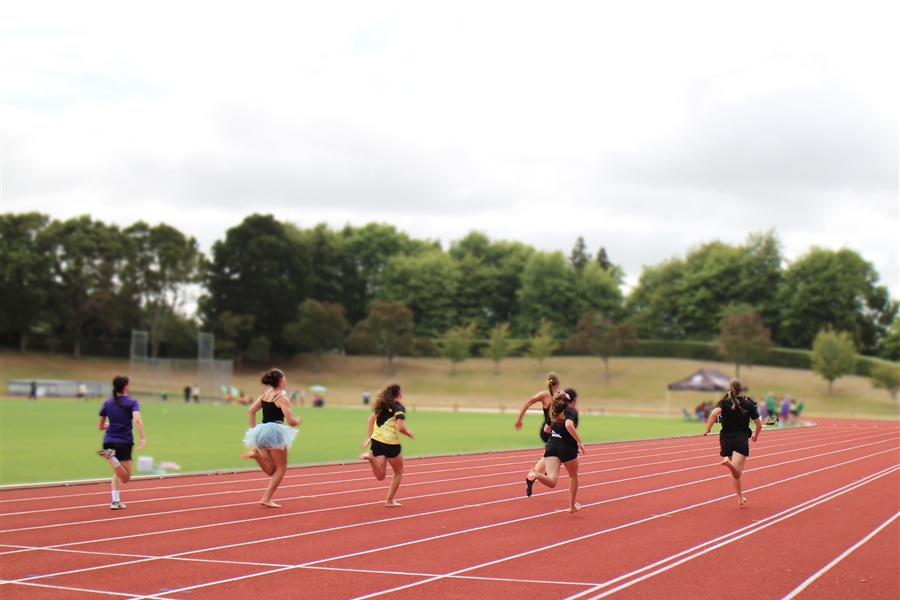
[542,406,550,425]
[549,406,579,445]
[261,394,286,423]
[715,396,759,438]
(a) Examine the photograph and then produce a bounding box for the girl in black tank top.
[241,369,302,508]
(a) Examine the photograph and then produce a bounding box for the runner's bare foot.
[241,450,258,460]
[260,500,281,508]
[385,500,401,507]
[719,457,731,467]
[738,496,746,506]
[570,503,581,513]
[358,451,373,462]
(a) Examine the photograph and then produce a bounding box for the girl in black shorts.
[359,383,415,507]
[525,388,585,512]
[703,378,762,506]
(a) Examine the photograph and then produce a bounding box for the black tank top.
[261,394,285,423]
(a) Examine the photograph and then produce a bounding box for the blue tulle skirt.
[243,422,298,450]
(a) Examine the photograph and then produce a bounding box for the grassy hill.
[2,349,896,420]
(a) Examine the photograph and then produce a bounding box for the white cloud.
[2,0,898,298]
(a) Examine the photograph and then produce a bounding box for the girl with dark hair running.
[515,372,561,494]
[96,375,146,510]
[359,383,415,507]
[703,378,762,506]
[525,388,585,512]
[242,368,301,508]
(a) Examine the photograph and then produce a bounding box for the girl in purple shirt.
[96,375,146,510]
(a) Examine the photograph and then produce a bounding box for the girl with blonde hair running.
[515,372,561,496]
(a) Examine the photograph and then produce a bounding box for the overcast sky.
[3,1,898,299]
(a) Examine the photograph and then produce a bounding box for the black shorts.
[544,441,578,463]
[371,439,401,459]
[103,442,134,462]
[720,435,750,458]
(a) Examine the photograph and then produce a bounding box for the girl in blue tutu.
[242,368,301,507]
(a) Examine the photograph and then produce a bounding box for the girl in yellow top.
[359,383,415,507]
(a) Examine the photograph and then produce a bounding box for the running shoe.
[525,477,535,497]
[110,501,126,510]
[97,449,116,459]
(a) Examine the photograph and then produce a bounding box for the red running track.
[1,418,897,599]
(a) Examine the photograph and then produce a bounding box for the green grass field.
[0,398,711,485]
[2,350,895,486]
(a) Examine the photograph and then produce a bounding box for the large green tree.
[283,299,349,371]
[777,247,897,351]
[337,223,434,324]
[200,214,311,352]
[43,216,133,357]
[626,232,782,341]
[0,212,53,351]
[716,311,773,379]
[515,251,578,336]
[346,301,415,374]
[448,233,533,334]
[123,222,201,358]
[377,249,461,337]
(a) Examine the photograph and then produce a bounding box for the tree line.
[2,212,898,371]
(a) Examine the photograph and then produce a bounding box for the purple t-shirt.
[99,396,140,444]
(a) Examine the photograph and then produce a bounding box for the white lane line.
[3,429,893,532]
[565,467,900,599]
[341,466,900,600]
[8,446,895,596]
[781,511,900,600]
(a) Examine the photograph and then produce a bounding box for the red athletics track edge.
[0,418,897,600]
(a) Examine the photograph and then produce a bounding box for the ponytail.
[550,390,572,423]
[726,379,748,415]
[112,375,129,409]
[547,372,560,395]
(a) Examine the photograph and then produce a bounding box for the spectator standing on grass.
[241,368,301,508]
[192,383,200,403]
[183,384,191,403]
[96,375,146,510]
[703,378,761,506]
[515,372,562,489]
[779,395,791,427]
[77,381,87,401]
[28,380,37,400]
[359,383,415,507]
[765,393,776,425]
[757,396,769,423]
[525,388,586,512]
